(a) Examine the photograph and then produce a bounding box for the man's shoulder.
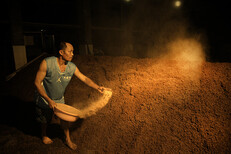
[43,56,57,72]
[67,61,76,69]
[44,56,56,62]
[67,61,76,74]
[44,56,57,66]
[68,61,75,66]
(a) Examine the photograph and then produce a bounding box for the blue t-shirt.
[35,56,76,108]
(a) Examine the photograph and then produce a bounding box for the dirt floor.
[0,54,231,153]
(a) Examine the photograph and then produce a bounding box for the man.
[34,41,107,150]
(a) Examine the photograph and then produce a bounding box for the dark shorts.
[35,106,53,124]
[34,91,65,124]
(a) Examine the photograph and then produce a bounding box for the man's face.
[61,43,74,62]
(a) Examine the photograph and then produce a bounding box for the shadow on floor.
[0,95,39,136]
[0,95,84,140]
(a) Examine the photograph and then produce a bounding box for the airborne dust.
[72,90,112,118]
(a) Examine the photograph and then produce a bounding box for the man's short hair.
[59,41,67,51]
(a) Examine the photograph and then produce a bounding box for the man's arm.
[74,67,104,92]
[34,60,56,109]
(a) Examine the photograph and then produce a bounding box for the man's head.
[58,41,74,62]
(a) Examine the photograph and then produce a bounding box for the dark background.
[1,0,231,78]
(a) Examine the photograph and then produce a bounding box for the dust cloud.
[119,0,207,62]
[72,90,112,118]
[120,0,207,84]
[161,36,206,80]
[164,37,205,62]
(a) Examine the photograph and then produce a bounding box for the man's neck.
[57,57,67,66]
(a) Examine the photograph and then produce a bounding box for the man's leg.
[35,105,53,144]
[41,123,53,144]
[61,120,77,150]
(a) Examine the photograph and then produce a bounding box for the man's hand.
[97,87,112,93]
[48,100,57,110]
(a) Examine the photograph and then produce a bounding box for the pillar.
[8,0,27,70]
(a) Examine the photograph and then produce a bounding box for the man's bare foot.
[42,136,53,144]
[66,140,77,150]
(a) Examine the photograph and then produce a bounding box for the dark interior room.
[0,0,230,153]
